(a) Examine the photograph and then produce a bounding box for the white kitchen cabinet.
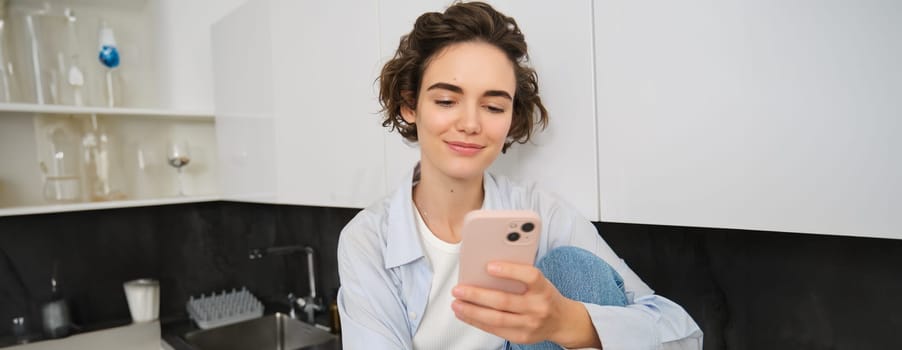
[593,0,902,239]
[379,0,600,220]
[211,0,385,208]
[149,0,249,112]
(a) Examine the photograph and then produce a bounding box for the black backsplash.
[1,202,901,349]
[596,222,902,350]
[0,201,359,342]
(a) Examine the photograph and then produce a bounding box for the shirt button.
[408,311,417,320]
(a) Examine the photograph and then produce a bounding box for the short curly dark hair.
[378,1,548,153]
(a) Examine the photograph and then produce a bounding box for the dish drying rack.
[186,287,264,329]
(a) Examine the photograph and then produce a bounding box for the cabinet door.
[213,0,384,207]
[488,0,598,221]
[593,0,902,238]
[212,0,279,202]
[152,0,249,112]
[270,0,385,208]
[380,0,599,220]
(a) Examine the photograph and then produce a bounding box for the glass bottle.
[97,20,121,107]
[41,262,71,339]
[81,114,125,201]
[42,123,82,203]
[60,8,87,106]
[0,14,19,103]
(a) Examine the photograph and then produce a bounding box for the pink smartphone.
[458,210,542,294]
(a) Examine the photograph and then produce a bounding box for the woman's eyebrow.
[483,90,512,100]
[426,82,512,100]
[427,82,463,93]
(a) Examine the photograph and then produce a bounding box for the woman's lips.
[446,141,484,156]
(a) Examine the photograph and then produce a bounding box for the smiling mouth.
[445,141,484,156]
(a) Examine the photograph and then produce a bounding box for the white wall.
[594,0,902,239]
[0,113,41,207]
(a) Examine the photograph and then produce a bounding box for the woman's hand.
[451,262,602,348]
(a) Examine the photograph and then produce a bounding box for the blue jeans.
[507,246,629,350]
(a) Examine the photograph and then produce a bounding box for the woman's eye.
[486,105,505,113]
[435,100,455,107]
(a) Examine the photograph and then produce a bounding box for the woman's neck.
[413,162,484,244]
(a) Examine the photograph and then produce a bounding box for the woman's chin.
[421,147,500,181]
[439,160,492,181]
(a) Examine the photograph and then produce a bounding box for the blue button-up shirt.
[337,167,703,349]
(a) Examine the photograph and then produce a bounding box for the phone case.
[458,210,542,294]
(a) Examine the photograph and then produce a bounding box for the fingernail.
[451,301,462,312]
[452,286,464,297]
[487,263,501,273]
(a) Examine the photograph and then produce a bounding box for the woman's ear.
[401,105,416,124]
[400,91,417,124]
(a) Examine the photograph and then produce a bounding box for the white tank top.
[411,205,505,350]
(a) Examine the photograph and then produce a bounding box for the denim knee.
[536,246,628,306]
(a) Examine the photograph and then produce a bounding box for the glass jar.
[41,125,82,203]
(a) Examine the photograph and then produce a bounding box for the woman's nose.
[456,103,481,134]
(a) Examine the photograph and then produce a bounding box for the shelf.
[0,195,221,217]
[0,103,214,120]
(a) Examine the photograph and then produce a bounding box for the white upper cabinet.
[212,0,385,208]
[379,0,600,220]
[211,0,277,203]
[593,0,902,239]
[271,0,385,208]
[489,0,598,221]
[150,0,249,112]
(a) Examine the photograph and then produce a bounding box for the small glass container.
[41,124,83,203]
[42,175,81,202]
[11,316,30,344]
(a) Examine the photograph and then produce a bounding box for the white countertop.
[5,321,161,350]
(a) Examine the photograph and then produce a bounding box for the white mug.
[123,279,160,323]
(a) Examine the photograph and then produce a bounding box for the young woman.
[337,2,702,349]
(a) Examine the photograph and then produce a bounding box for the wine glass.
[167,141,191,196]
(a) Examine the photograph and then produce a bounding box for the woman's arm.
[336,218,414,350]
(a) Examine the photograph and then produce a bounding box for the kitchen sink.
[183,313,336,350]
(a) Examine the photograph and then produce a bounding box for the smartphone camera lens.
[521,222,535,233]
[507,232,520,242]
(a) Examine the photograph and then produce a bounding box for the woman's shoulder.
[487,172,587,230]
[337,195,393,257]
[487,172,570,211]
[488,172,599,253]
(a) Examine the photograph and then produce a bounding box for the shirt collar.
[383,165,422,269]
[383,163,503,269]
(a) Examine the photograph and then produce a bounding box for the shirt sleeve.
[336,216,414,350]
[546,198,704,350]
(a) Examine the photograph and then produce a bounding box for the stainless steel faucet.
[249,245,322,324]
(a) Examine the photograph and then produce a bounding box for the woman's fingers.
[452,299,531,329]
[453,285,520,312]
[451,262,595,346]
[452,299,545,344]
[486,261,546,287]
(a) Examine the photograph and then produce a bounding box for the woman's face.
[402,41,516,182]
